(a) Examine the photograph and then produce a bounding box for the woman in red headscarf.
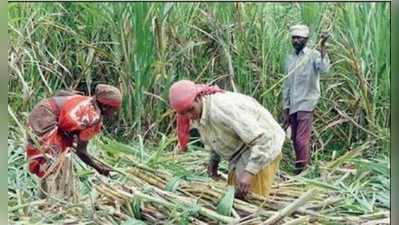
[26,84,122,200]
[169,80,285,199]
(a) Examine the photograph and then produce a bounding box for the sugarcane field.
[8,2,390,225]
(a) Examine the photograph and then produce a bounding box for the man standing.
[282,24,330,174]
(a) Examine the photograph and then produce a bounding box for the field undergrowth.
[8,2,390,224]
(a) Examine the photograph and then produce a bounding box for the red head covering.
[95,84,122,108]
[169,80,223,151]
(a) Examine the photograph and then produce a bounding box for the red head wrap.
[169,80,223,151]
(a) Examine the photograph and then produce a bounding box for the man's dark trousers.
[289,111,313,173]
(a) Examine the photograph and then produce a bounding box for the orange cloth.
[227,154,282,197]
[27,95,103,177]
[58,95,102,141]
[169,80,223,151]
[176,114,191,151]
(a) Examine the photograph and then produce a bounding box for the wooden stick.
[260,189,316,225]
[281,216,310,225]
[304,197,342,210]
[362,218,390,225]
[8,200,47,212]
